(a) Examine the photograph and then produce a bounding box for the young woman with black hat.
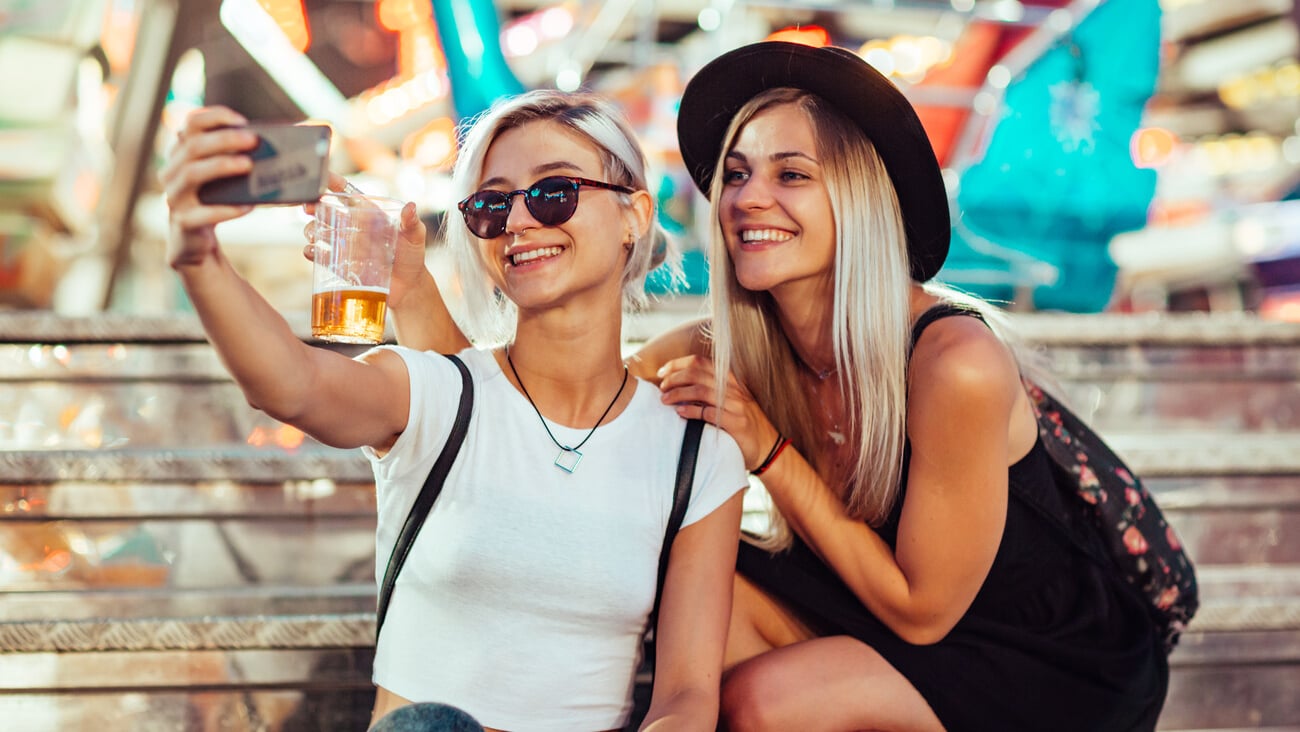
[163,91,747,732]
[374,43,1168,731]
[654,42,1169,731]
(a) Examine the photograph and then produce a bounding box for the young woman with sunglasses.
[163,91,747,732]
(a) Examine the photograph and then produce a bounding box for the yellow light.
[1131,127,1178,169]
[403,116,457,170]
[1218,77,1254,109]
[378,0,432,33]
[399,17,444,77]
[1275,62,1300,96]
[254,0,310,52]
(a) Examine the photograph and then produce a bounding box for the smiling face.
[473,119,636,313]
[718,103,836,299]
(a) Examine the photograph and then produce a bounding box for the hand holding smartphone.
[197,123,332,206]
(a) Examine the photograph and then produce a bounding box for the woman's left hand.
[658,355,778,470]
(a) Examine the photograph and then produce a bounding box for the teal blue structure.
[942,0,1162,311]
[430,0,524,121]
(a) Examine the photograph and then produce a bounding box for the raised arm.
[164,107,411,450]
[641,491,744,731]
[387,257,471,353]
[658,318,1022,645]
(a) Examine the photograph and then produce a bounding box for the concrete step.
[0,647,377,732]
[2,448,1296,597]
[5,314,1300,448]
[4,312,1300,731]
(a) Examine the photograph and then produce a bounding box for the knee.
[369,702,484,732]
[720,661,788,732]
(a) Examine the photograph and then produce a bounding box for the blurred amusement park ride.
[0,0,1297,317]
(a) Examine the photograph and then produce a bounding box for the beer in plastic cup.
[310,192,405,344]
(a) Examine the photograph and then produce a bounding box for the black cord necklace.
[506,348,630,473]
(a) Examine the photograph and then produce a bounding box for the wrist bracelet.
[751,436,792,477]
[751,434,782,473]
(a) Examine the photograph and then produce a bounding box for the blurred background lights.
[1047,9,1075,32]
[891,37,922,75]
[862,43,896,75]
[255,0,310,52]
[501,5,574,58]
[556,65,581,92]
[1131,127,1179,169]
[538,6,574,37]
[989,0,1026,23]
[987,64,1012,89]
[766,25,831,47]
[1283,136,1300,165]
[504,25,539,56]
[697,7,721,32]
[376,0,431,33]
[857,34,952,82]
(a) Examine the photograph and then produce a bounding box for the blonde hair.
[711,89,1047,550]
[444,89,672,346]
[707,89,910,550]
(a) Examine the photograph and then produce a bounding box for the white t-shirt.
[364,347,747,732]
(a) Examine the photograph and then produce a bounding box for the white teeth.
[509,246,563,265]
[741,229,793,243]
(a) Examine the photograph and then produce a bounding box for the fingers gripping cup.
[310,192,405,344]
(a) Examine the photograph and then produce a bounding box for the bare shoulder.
[908,315,1020,410]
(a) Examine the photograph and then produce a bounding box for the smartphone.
[197,123,333,205]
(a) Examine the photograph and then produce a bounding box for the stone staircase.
[1,310,1298,731]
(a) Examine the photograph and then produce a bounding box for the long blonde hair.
[709,88,913,549]
[445,89,671,346]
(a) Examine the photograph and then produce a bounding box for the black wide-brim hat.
[677,41,950,282]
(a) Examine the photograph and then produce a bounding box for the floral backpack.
[912,305,1199,653]
[1021,379,1199,652]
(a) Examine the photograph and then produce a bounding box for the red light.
[765,25,831,48]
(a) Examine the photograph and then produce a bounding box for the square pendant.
[554,449,583,473]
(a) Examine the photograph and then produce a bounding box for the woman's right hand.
[160,106,259,268]
[658,355,780,470]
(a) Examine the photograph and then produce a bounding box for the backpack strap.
[628,417,703,730]
[375,353,474,641]
[649,418,705,642]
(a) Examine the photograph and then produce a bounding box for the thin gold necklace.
[506,348,629,473]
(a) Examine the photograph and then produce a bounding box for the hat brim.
[677,41,950,282]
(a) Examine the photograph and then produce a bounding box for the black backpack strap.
[909,303,986,352]
[633,418,704,695]
[625,418,704,731]
[375,353,474,640]
[650,418,704,639]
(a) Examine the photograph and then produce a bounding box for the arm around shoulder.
[627,318,710,383]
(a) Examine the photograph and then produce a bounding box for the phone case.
[197,124,333,205]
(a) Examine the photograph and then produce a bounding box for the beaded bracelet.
[750,435,793,477]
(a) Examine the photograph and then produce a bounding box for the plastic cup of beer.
[310,192,405,344]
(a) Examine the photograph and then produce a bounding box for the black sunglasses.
[457,175,635,239]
